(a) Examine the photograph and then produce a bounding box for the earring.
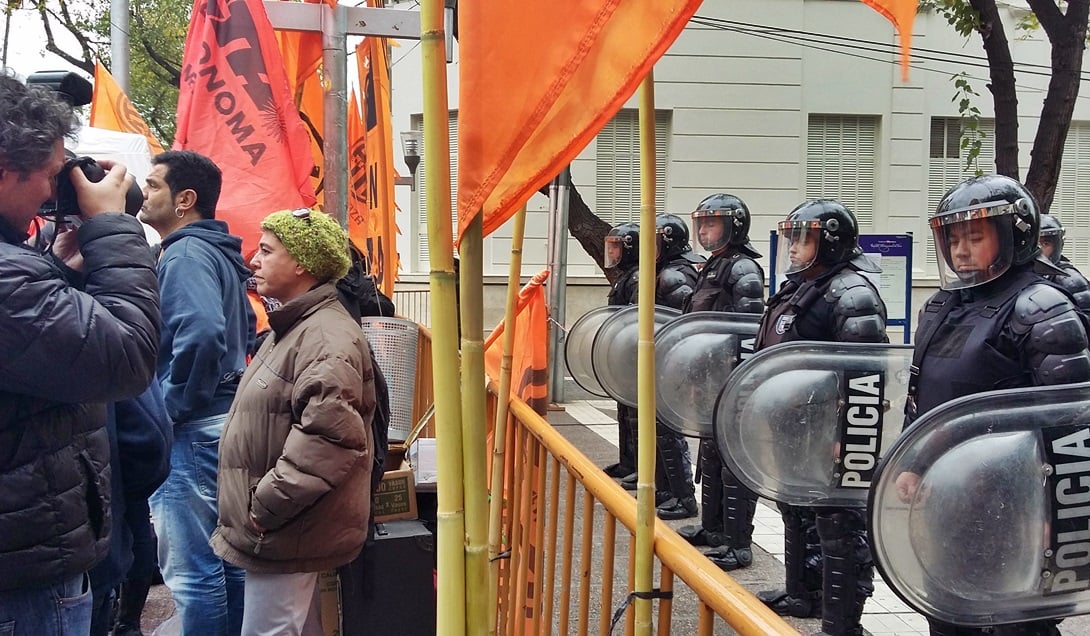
[174,207,185,218]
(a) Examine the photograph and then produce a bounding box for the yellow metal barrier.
[411,329,797,635]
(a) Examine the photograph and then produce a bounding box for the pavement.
[137,378,1090,635]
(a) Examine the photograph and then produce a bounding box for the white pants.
[241,570,323,636]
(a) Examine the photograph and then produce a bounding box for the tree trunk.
[969,0,1019,178]
[540,179,618,283]
[1023,0,1089,214]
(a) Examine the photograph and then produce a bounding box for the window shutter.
[805,115,877,229]
[1052,122,1090,271]
[413,112,460,267]
[594,109,671,225]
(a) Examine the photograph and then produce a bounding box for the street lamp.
[400,130,423,191]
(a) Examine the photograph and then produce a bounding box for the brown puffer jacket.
[211,283,375,574]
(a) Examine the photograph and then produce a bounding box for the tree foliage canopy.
[8,0,188,145]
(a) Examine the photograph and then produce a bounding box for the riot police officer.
[895,175,1090,636]
[675,194,765,571]
[755,199,887,636]
[638,213,704,519]
[601,222,641,481]
[1039,213,1090,312]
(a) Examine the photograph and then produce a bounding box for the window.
[411,112,459,267]
[1052,121,1090,271]
[594,109,671,225]
[925,117,996,273]
[805,114,878,229]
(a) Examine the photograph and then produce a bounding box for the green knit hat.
[261,208,351,282]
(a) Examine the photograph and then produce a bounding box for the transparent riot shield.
[654,311,760,438]
[714,341,912,507]
[591,305,681,408]
[564,306,621,398]
[869,381,1090,627]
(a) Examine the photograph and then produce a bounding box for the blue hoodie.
[157,220,256,423]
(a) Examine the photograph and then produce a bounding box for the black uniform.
[607,264,640,477]
[650,252,702,519]
[909,270,1090,636]
[1045,259,1090,314]
[677,251,766,570]
[755,255,887,636]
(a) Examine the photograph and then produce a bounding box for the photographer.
[0,71,161,633]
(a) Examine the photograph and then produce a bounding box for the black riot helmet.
[691,193,761,258]
[604,222,640,269]
[776,199,861,276]
[1038,213,1065,266]
[930,175,1039,290]
[654,213,692,262]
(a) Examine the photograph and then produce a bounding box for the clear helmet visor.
[692,211,730,253]
[930,204,1015,290]
[776,221,821,276]
[1038,229,1063,265]
[604,236,626,269]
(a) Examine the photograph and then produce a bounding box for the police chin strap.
[608,588,673,634]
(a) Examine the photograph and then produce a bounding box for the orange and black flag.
[860,0,919,80]
[346,91,380,265]
[275,0,328,205]
[484,270,551,416]
[174,0,317,253]
[455,0,703,243]
[90,61,165,154]
[356,33,399,297]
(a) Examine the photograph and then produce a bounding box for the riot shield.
[869,381,1090,627]
[564,306,622,398]
[591,305,681,408]
[654,311,761,438]
[714,341,912,507]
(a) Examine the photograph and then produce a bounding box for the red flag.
[861,0,918,81]
[456,0,702,241]
[174,0,317,253]
[90,61,165,154]
[484,270,550,415]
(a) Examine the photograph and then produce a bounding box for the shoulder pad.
[1011,283,1081,334]
[848,253,881,274]
[1013,284,1090,385]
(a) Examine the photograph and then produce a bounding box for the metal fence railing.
[411,327,797,635]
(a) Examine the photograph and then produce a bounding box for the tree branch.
[967,0,1019,178]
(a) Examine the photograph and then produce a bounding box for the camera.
[38,153,145,220]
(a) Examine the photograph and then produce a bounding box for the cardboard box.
[373,461,417,522]
[409,438,438,488]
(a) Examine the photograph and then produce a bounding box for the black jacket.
[0,213,160,592]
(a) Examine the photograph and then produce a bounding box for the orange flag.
[346,91,378,262]
[90,61,165,154]
[861,0,918,81]
[174,0,317,253]
[484,270,551,415]
[275,0,327,205]
[456,0,702,241]
[356,34,400,297]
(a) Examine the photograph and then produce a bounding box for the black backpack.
[336,242,396,491]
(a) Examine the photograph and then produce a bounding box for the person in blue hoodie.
[140,150,255,636]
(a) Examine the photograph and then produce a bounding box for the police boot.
[113,578,152,636]
[607,404,638,479]
[705,466,757,571]
[815,509,874,636]
[655,429,698,520]
[757,504,822,618]
[679,439,725,547]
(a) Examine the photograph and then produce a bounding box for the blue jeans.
[0,573,92,635]
[150,414,244,636]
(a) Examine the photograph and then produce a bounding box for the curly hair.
[0,70,79,174]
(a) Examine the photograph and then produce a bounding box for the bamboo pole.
[420,1,466,633]
[633,70,658,636]
[488,205,527,633]
[460,213,489,634]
